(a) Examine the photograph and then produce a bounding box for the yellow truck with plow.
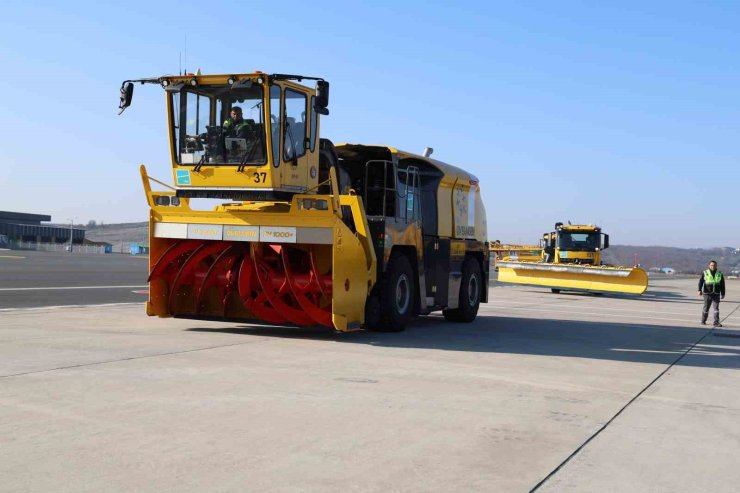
[118,71,489,331]
[497,222,648,295]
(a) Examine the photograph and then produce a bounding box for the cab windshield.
[170,85,267,166]
[557,231,600,251]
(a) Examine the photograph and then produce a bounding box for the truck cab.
[543,223,609,265]
[124,72,329,201]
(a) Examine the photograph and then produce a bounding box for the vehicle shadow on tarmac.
[188,315,740,370]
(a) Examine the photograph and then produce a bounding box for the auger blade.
[281,246,333,327]
[249,244,315,326]
[195,244,246,316]
[149,239,202,283]
[168,241,234,315]
[236,247,288,324]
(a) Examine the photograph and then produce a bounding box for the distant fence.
[6,241,148,255]
[9,241,106,254]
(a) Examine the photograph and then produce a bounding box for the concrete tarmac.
[1,277,739,492]
[0,250,148,308]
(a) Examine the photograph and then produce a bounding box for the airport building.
[0,211,86,244]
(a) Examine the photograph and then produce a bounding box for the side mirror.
[118,82,134,115]
[603,234,609,249]
[315,80,329,115]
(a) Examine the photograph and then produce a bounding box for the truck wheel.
[443,257,481,323]
[377,253,414,332]
[363,295,381,329]
[551,288,561,294]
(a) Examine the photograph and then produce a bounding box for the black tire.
[363,295,381,329]
[551,288,561,294]
[317,149,336,194]
[376,253,415,332]
[443,257,482,323]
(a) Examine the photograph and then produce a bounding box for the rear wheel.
[443,257,481,323]
[551,288,561,294]
[376,253,415,332]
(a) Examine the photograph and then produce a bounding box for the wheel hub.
[395,274,410,314]
[468,274,479,307]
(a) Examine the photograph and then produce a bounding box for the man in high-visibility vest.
[698,260,726,327]
[223,106,253,138]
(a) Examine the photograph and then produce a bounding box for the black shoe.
[714,323,723,328]
[701,321,707,325]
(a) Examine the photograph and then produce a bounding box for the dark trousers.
[702,293,721,325]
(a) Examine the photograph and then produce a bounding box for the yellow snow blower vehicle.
[118,71,489,331]
[497,222,648,294]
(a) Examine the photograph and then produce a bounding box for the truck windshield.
[558,232,600,251]
[170,85,267,166]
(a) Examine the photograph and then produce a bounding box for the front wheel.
[443,257,482,323]
[376,253,415,332]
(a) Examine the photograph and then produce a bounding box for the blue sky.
[0,1,737,247]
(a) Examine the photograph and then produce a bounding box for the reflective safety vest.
[223,119,252,137]
[703,269,723,294]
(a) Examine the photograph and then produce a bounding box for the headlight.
[155,195,170,206]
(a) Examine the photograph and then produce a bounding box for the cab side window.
[270,84,281,167]
[284,89,307,161]
[310,96,318,152]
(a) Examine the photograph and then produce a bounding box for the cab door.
[282,87,310,192]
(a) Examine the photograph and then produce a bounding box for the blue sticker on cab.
[176,169,191,185]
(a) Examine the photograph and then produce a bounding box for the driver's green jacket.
[223,119,252,138]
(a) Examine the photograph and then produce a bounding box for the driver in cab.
[223,106,252,138]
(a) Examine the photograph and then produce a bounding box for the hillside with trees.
[602,245,739,274]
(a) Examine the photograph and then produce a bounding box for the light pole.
[67,217,76,253]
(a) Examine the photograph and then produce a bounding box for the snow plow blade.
[496,261,648,295]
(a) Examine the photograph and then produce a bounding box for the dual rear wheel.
[370,253,482,331]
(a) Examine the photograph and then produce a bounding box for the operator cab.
[554,224,608,252]
[118,73,330,201]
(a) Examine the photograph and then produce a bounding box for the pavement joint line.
[0,340,270,380]
[694,301,740,338]
[720,303,740,325]
[529,324,719,492]
[0,285,148,292]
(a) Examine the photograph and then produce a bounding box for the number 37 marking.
[253,172,267,183]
